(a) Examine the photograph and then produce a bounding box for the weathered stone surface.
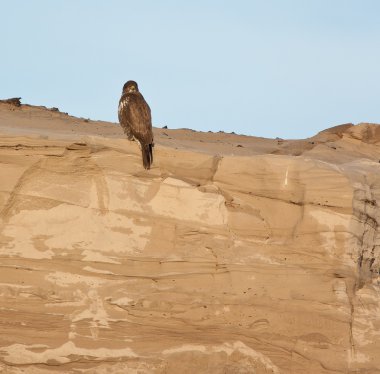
[0,104,379,373]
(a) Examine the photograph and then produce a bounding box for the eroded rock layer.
[0,103,379,373]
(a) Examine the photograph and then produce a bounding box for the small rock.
[0,97,21,107]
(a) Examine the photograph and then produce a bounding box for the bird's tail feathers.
[142,143,153,169]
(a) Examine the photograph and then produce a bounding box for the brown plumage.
[118,80,154,169]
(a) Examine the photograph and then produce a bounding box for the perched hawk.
[118,80,154,169]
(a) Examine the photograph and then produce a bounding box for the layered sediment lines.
[0,103,379,373]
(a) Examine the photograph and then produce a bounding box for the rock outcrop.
[0,103,379,373]
[0,98,21,107]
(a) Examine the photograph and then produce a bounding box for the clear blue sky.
[2,1,380,138]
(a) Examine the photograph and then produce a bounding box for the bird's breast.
[118,97,129,114]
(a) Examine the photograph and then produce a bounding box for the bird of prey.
[118,80,154,169]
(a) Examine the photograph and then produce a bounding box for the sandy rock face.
[0,105,379,373]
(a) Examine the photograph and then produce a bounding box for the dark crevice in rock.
[352,183,380,290]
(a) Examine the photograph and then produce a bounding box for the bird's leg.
[124,128,135,141]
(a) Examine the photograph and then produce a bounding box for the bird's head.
[122,80,139,94]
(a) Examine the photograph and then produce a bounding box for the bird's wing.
[125,93,153,144]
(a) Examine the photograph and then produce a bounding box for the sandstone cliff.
[0,102,379,373]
